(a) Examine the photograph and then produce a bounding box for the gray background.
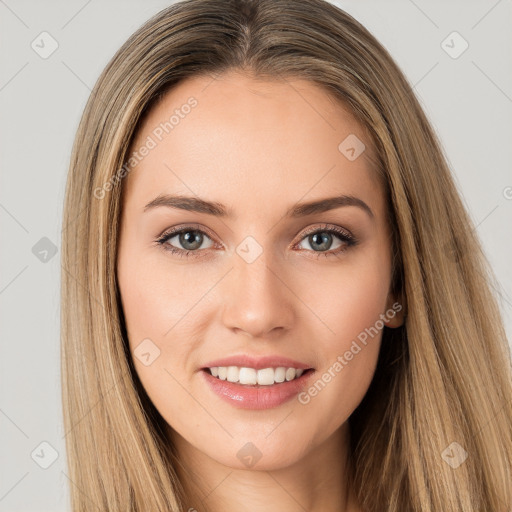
[1,1,511,510]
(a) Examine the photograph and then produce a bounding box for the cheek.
[297,258,390,348]
[117,251,207,420]
[117,248,221,412]
[292,260,389,424]
[117,249,208,349]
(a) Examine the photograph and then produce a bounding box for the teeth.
[239,367,257,385]
[257,367,276,385]
[274,367,286,383]
[285,368,296,381]
[207,366,307,385]
[226,366,239,383]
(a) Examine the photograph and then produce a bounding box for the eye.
[294,223,357,258]
[155,223,357,259]
[155,224,216,259]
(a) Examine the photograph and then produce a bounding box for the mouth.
[202,366,315,386]
[199,355,316,409]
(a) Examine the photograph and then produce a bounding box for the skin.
[116,70,404,512]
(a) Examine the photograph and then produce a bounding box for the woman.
[60,0,512,510]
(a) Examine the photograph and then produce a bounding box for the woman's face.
[117,70,403,471]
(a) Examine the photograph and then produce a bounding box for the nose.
[220,248,295,339]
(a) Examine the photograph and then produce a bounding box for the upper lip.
[201,355,313,371]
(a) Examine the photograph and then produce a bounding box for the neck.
[167,421,359,512]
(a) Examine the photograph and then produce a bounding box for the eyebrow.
[143,193,374,219]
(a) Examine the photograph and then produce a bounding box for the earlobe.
[384,294,406,328]
[384,312,404,328]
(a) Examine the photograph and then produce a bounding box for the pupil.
[311,232,332,251]
[180,231,202,250]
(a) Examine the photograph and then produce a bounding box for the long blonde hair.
[61,0,512,510]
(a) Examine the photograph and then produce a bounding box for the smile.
[207,366,309,385]
[200,354,315,409]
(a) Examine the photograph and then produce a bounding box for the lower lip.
[201,369,315,410]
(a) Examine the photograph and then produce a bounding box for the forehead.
[122,71,383,217]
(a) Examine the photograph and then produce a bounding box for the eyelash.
[154,223,358,260]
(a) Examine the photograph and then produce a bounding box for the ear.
[383,292,405,328]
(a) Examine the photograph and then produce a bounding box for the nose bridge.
[220,239,294,337]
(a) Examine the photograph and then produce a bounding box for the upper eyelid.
[299,223,352,238]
